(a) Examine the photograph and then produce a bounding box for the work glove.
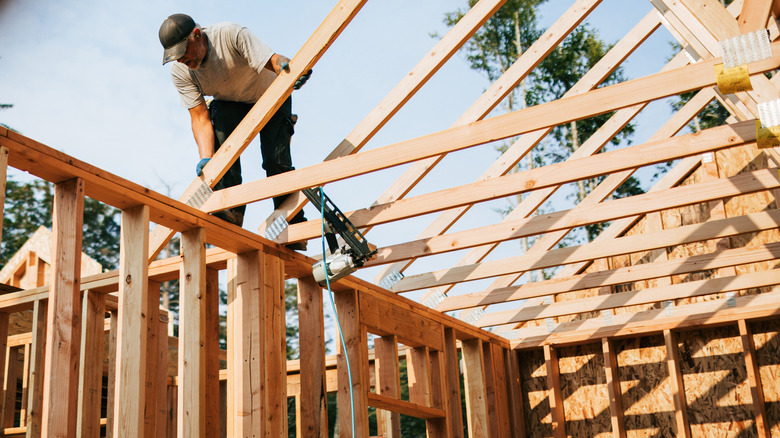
[279,60,312,90]
[196,158,210,176]
[294,69,312,90]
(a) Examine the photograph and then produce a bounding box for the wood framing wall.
[2,0,780,437]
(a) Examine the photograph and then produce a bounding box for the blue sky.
[0,0,676,296]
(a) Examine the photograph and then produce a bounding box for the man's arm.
[189,102,214,159]
[265,53,290,74]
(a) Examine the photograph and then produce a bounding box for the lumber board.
[374,7,663,283]
[508,290,780,349]
[738,319,771,438]
[393,208,780,292]
[155,313,168,438]
[178,227,207,438]
[443,328,464,437]
[601,338,626,438]
[76,290,106,438]
[477,268,780,327]
[105,310,117,438]
[366,393,445,420]
[262,252,286,437]
[427,345,450,438]
[0,129,289,257]
[504,349,524,438]
[374,336,401,438]
[290,119,759,244]
[41,178,84,438]
[228,251,264,436]
[407,347,431,410]
[739,0,772,32]
[0,314,7,433]
[544,345,566,438]
[334,289,369,437]
[359,292,444,350]
[143,281,160,438]
[147,0,368,261]
[664,330,692,438]
[205,270,220,437]
[440,241,780,312]
[415,71,715,304]
[201,40,780,214]
[296,276,328,438]
[367,168,779,267]
[113,205,150,437]
[20,344,29,430]
[24,301,44,438]
[2,346,19,429]
[461,339,489,438]
[262,0,510,233]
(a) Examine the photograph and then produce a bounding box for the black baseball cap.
[159,14,196,65]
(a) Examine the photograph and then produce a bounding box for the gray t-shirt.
[170,22,277,109]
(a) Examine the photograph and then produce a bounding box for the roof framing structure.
[2,0,780,436]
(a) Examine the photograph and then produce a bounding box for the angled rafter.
[201,41,780,213]
[392,208,780,293]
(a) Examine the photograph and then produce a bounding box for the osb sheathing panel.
[615,335,676,437]
[752,319,780,438]
[558,343,612,437]
[677,326,757,437]
[519,348,553,438]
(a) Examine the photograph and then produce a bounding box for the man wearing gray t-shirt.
[158,13,309,246]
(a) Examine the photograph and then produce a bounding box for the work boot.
[285,241,308,251]
[212,208,244,227]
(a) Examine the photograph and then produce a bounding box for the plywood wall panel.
[519,349,553,438]
[615,336,676,437]
[677,327,757,437]
[751,319,780,438]
[557,343,612,437]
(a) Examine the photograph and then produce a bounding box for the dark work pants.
[209,96,306,226]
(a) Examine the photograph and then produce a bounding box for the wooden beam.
[143,281,160,438]
[263,252,286,437]
[417,79,716,306]
[228,251,264,436]
[664,330,691,438]
[24,300,45,438]
[262,0,511,231]
[505,349,525,438]
[544,345,566,438]
[461,339,489,437]
[155,312,168,438]
[202,43,780,212]
[602,338,626,438]
[477,268,780,327]
[366,392,445,420]
[373,8,664,283]
[334,289,369,437]
[443,328,464,437]
[427,344,450,438]
[105,310,117,438]
[374,336,401,438]
[0,129,297,258]
[739,0,772,32]
[76,290,106,438]
[359,292,444,350]
[205,269,220,437]
[147,0,368,261]
[393,208,780,292]
[440,241,780,312]
[2,346,20,429]
[297,276,328,437]
[113,204,150,437]
[509,289,780,349]
[485,343,510,437]
[178,227,207,438]
[367,167,779,267]
[41,178,84,438]
[738,319,771,437]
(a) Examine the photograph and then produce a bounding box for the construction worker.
[158,13,310,249]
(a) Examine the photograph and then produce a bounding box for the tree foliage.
[1,178,121,270]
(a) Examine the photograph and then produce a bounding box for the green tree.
[442,1,641,249]
[1,178,121,270]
